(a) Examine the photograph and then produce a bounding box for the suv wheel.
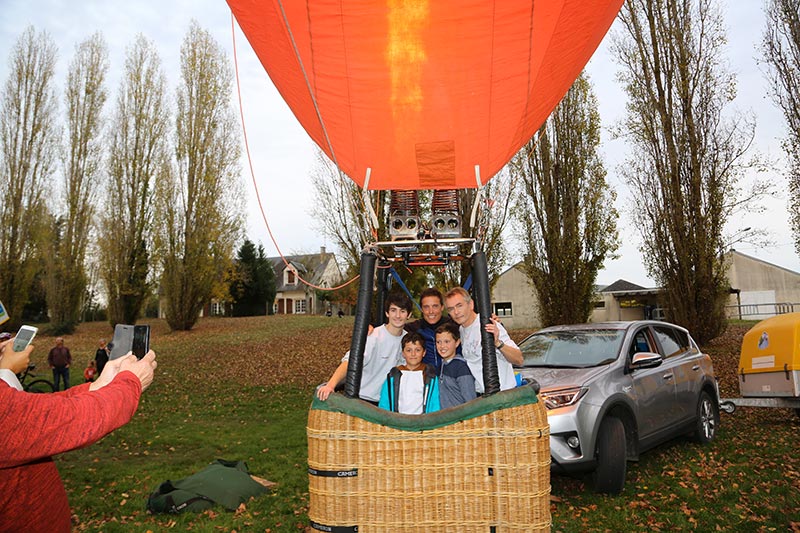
[693,391,719,444]
[592,416,626,495]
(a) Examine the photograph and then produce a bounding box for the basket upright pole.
[344,250,377,399]
[472,250,500,395]
[374,259,390,327]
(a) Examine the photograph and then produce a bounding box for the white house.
[268,247,342,315]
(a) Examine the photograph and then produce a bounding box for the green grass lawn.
[23,317,800,531]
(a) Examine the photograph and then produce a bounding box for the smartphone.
[109,324,151,360]
[132,325,150,360]
[12,325,38,352]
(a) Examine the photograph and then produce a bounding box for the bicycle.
[17,362,56,393]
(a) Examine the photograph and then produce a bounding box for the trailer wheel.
[693,391,719,444]
[719,400,735,415]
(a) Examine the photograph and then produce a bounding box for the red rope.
[230,13,359,292]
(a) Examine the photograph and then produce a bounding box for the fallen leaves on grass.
[53,317,800,532]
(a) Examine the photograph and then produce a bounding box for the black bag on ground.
[147,459,269,514]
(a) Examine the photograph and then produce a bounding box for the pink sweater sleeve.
[0,371,142,468]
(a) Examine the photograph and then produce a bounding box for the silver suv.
[516,321,719,494]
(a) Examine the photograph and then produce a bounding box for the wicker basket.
[307,384,551,532]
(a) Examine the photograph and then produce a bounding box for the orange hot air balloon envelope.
[227,0,623,191]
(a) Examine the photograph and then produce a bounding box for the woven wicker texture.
[308,387,551,532]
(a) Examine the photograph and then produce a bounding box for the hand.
[90,350,157,392]
[89,353,126,390]
[118,350,157,391]
[485,317,501,344]
[316,382,335,401]
[0,340,33,374]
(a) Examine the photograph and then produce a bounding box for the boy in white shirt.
[316,293,412,404]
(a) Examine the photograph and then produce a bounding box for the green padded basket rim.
[310,384,540,431]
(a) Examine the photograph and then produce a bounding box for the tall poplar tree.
[100,34,169,326]
[512,73,618,326]
[0,27,58,327]
[46,32,108,332]
[156,21,243,331]
[613,0,767,343]
[762,0,800,254]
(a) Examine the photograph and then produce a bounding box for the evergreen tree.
[230,239,276,316]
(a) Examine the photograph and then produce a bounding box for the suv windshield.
[520,329,625,367]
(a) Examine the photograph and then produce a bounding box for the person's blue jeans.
[53,366,70,391]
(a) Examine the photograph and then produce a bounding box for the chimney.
[320,246,326,254]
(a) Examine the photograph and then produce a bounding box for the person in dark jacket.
[378,333,440,414]
[47,337,72,391]
[404,287,458,373]
[95,338,110,375]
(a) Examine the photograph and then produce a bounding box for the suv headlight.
[542,387,587,410]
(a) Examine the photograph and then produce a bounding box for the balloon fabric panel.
[227,0,624,191]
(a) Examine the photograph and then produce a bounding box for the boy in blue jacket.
[379,332,440,414]
[436,322,477,408]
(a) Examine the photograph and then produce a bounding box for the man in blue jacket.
[404,287,457,373]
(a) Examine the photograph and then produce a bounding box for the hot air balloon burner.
[431,189,461,253]
[389,190,421,250]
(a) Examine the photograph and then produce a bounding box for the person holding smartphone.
[0,347,158,532]
[0,333,30,390]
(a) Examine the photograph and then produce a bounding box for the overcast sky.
[2,1,797,288]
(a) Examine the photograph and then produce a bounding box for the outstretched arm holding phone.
[0,347,157,532]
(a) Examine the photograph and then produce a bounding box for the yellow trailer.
[719,313,800,416]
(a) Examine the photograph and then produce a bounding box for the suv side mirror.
[630,351,663,370]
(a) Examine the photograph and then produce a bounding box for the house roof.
[268,252,340,292]
[600,279,652,293]
[496,261,527,278]
[729,249,800,276]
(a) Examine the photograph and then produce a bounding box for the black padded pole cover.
[472,250,500,395]
[374,260,390,327]
[344,251,377,398]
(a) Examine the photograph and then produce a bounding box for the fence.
[725,302,799,320]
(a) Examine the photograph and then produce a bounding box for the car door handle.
[692,365,700,371]
[662,373,674,380]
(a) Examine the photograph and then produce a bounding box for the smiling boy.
[378,332,441,414]
[436,322,477,408]
[316,293,412,404]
